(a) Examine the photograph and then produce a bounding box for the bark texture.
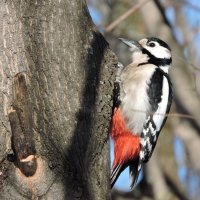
[93,0,200,199]
[0,0,117,199]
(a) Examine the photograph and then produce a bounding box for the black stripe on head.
[141,48,172,66]
[147,37,171,51]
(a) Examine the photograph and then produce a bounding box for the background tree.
[88,0,200,199]
[0,0,117,199]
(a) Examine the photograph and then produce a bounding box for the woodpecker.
[111,37,173,189]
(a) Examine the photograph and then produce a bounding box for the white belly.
[120,64,156,134]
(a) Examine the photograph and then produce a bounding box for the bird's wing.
[140,68,173,163]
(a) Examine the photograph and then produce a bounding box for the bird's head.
[119,37,172,67]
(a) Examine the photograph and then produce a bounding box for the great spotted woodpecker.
[111,37,173,189]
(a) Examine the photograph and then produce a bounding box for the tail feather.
[110,164,125,188]
[129,158,142,189]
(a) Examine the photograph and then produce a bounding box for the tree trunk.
[0,1,117,199]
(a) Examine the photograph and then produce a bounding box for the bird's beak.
[119,38,142,51]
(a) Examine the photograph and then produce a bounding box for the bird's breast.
[120,64,156,135]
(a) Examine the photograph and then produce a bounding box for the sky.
[88,0,200,195]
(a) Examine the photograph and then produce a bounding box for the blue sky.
[88,6,102,25]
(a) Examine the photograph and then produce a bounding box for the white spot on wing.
[149,122,157,136]
[143,127,149,135]
[140,138,146,146]
[140,151,144,159]
[154,135,157,142]
[146,116,150,123]
[146,138,152,151]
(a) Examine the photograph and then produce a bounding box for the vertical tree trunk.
[0,0,117,199]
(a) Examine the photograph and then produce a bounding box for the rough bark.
[0,0,117,199]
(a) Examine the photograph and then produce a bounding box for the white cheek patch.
[145,44,171,59]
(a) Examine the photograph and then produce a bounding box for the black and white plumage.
[111,37,173,188]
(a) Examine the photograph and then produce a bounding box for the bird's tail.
[129,158,142,189]
[111,164,128,188]
[111,159,142,189]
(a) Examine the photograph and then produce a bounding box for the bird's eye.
[148,42,155,47]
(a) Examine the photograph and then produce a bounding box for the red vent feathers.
[111,108,140,168]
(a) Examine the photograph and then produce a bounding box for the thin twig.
[163,113,195,120]
[131,109,195,120]
[105,0,151,33]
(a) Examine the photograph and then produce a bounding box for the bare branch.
[145,152,171,200]
[105,0,151,33]
[175,121,200,175]
[130,109,196,120]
